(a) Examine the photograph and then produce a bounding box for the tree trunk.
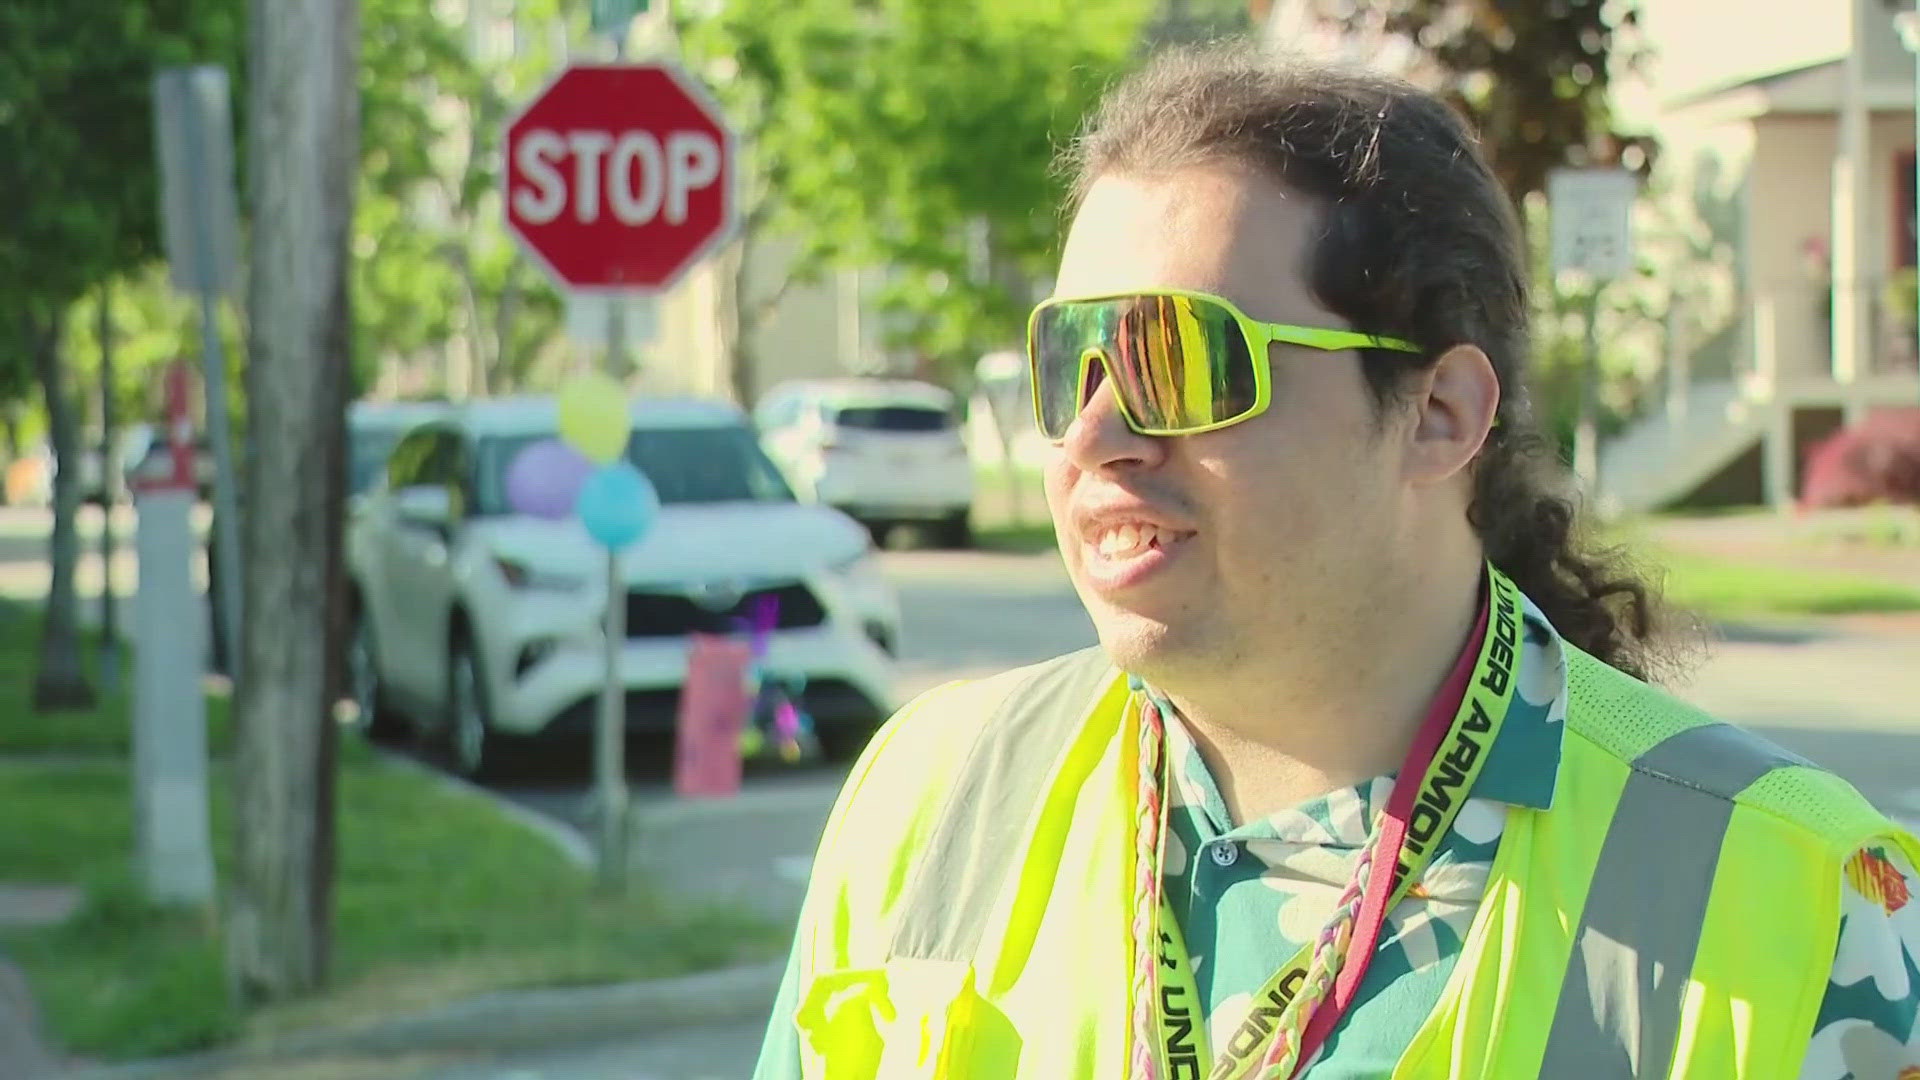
[229,0,357,1004]
[30,309,95,712]
[720,240,755,406]
[493,260,523,391]
[453,247,490,397]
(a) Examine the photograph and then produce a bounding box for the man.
[755,45,1919,1079]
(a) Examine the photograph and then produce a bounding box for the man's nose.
[1059,355,1169,474]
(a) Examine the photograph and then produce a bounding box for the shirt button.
[1210,843,1239,868]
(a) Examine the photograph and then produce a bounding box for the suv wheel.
[447,639,501,780]
[347,612,404,741]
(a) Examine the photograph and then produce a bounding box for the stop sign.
[504,63,736,292]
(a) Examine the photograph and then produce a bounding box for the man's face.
[1043,164,1414,682]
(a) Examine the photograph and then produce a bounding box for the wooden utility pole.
[229,0,358,1002]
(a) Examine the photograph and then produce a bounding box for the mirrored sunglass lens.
[1108,296,1256,432]
[1031,295,1260,438]
[1033,304,1097,438]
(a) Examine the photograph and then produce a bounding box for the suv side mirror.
[393,485,453,532]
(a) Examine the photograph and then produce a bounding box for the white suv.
[344,395,901,777]
[754,379,974,547]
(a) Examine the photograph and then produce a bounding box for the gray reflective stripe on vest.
[889,648,1116,962]
[1538,722,1814,1078]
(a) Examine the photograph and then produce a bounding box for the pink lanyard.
[1133,569,1508,1079]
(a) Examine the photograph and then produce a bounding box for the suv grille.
[624,582,828,639]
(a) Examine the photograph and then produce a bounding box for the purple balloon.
[505,438,594,520]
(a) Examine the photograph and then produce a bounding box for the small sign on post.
[1549,167,1638,280]
[1549,167,1639,494]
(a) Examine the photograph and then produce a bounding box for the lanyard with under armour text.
[1146,565,1524,1080]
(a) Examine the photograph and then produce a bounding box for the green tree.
[684,0,1153,391]
[0,0,245,708]
[1295,0,1652,212]
[352,0,565,398]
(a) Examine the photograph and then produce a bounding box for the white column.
[1753,292,1780,398]
[1830,0,1873,406]
[1762,404,1796,511]
[132,487,215,905]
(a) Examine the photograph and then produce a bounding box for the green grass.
[0,601,234,755]
[0,744,781,1060]
[1652,549,1920,619]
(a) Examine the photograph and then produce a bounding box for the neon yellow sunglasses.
[1026,289,1421,441]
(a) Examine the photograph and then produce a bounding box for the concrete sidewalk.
[0,958,62,1079]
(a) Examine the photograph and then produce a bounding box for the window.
[387,424,471,519]
[385,429,439,491]
[473,424,796,515]
[828,405,954,432]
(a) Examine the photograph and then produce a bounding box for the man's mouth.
[1093,522,1169,558]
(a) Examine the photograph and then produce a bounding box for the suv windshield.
[829,405,952,432]
[473,424,795,514]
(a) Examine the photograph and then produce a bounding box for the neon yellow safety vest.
[787,644,1920,1079]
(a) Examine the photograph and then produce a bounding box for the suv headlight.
[495,557,586,593]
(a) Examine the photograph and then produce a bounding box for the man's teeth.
[1096,525,1159,557]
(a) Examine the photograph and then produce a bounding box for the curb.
[59,960,785,1079]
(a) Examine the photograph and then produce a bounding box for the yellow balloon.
[557,373,631,463]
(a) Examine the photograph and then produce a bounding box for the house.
[1592,0,1920,513]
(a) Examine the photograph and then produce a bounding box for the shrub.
[1800,408,1920,509]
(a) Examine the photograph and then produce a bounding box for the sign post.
[1548,167,1638,494]
[504,57,736,886]
[152,65,245,680]
[975,351,1031,527]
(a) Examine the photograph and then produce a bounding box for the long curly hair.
[1065,43,1688,681]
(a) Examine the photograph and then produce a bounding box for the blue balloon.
[575,461,659,549]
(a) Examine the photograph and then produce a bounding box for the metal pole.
[608,297,627,378]
[98,286,120,693]
[1574,284,1604,494]
[596,547,627,890]
[198,288,244,683]
[589,19,634,896]
[178,79,244,682]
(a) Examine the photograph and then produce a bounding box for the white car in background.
[344,395,900,777]
[754,378,975,547]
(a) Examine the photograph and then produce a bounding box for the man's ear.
[1402,344,1499,484]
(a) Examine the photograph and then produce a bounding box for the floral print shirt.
[1155,594,1920,1078]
